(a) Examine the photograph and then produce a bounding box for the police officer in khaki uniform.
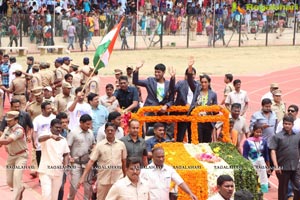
[271,89,286,122]
[26,87,44,120]
[27,64,42,90]
[62,57,72,70]
[53,58,68,96]
[1,69,27,110]
[0,111,28,200]
[114,69,122,90]
[80,57,92,86]
[126,66,134,86]
[69,65,82,95]
[22,64,42,102]
[54,82,74,113]
[26,86,44,178]
[39,62,55,87]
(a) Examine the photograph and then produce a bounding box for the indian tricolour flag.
[93,17,124,71]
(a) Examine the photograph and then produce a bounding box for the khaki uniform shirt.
[81,65,91,84]
[55,67,69,94]
[40,69,55,87]
[30,73,42,90]
[10,77,26,95]
[54,93,75,113]
[272,101,286,122]
[26,101,42,120]
[224,83,234,96]
[1,123,27,155]
[70,71,82,89]
[61,64,70,73]
[90,138,127,185]
[127,75,133,86]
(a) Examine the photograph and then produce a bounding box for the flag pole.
[81,16,125,93]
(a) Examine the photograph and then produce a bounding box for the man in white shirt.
[99,84,120,113]
[67,87,92,130]
[140,147,198,200]
[261,83,279,101]
[276,104,300,134]
[8,57,22,86]
[208,175,234,200]
[38,118,70,200]
[105,157,149,200]
[97,111,124,142]
[225,79,249,116]
[33,101,56,168]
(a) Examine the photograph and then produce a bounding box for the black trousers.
[268,148,274,178]
[198,122,213,143]
[276,170,300,200]
[176,122,191,143]
[36,150,41,167]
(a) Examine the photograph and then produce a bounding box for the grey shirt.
[269,130,300,171]
[120,134,147,164]
[250,110,277,146]
[67,126,95,158]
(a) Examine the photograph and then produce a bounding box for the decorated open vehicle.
[130,105,261,200]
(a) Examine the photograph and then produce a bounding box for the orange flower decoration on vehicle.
[155,142,208,200]
[131,105,231,144]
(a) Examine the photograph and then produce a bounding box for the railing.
[131,105,230,144]
[0,8,299,53]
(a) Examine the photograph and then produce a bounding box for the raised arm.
[186,57,196,92]
[68,92,82,112]
[38,134,62,143]
[133,60,148,87]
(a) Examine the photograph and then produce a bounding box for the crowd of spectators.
[0,0,299,48]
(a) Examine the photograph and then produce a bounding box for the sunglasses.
[288,109,296,113]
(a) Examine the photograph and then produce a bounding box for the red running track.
[1,66,300,199]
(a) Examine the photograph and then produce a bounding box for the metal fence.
[0,10,300,53]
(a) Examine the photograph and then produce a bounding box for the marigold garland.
[131,105,231,144]
[155,142,208,200]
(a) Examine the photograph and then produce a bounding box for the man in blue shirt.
[146,122,168,161]
[0,54,10,105]
[87,93,109,138]
[250,98,278,146]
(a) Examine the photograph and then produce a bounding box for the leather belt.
[9,149,27,156]
[13,93,25,96]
